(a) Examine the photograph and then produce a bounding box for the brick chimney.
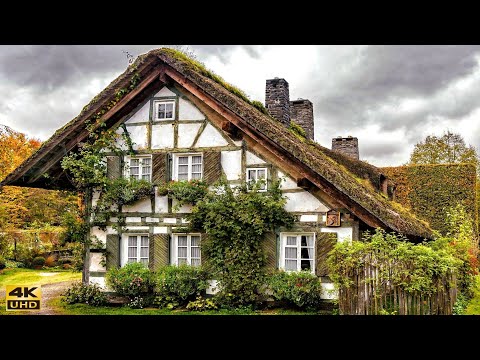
[332,136,359,160]
[290,98,314,140]
[265,78,290,127]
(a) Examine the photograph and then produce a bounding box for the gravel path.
[1,280,77,315]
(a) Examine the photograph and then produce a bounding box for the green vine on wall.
[186,179,294,308]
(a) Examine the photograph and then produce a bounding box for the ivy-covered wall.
[381,164,477,235]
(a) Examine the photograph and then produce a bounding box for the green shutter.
[106,234,120,270]
[203,151,222,185]
[262,231,277,273]
[149,233,169,270]
[315,232,338,277]
[200,234,208,267]
[152,153,168,184]
[106,156,121,179]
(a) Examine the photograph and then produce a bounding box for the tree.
[409,130,479,168]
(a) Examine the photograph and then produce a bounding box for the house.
[0,48,434,297]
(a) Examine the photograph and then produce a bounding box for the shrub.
[106,262,155,300]
[45,254,57,267]
[153,265,209,309]
[0,256,6,270]
[32,256,45,267]
[268,271,323,310]
[13,243,42,268]
[62,282,107,306]
[64,242,84,271]
[186,296,218,311]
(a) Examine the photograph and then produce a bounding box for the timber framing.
[1,48,434,240]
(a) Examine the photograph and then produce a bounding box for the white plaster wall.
[300,214,318,222]
[89,276,107,289]
[92,189,101,208]
[284,191,330,212]
[123,198,151,213]
[90,227,107,244]
[221,150,242,180]
[125,226,149,231]
[155,193,169,213]
[172,200,192,213]
[206,280,219,295]
[278,171,300,190]
[320,282,338,300]
[151,124,174,149]
[179,98,205,120]
[125,101,150,124]
[89,252,105,272]
[163,218,177,224]
[153,227,168,234]
[115,127,128,151]
[146,217,160,223]
[195,123,229,147]
[178,123,202,148]
[126,125,148,150]
[154,87,176,97]
[106,226,118,235]
[246,151,266,165]
[126,217,142,223]
[321,227,352,243]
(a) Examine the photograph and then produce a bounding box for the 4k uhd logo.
[6,285,41,311]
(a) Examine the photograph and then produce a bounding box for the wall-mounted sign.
[326,209,341,227]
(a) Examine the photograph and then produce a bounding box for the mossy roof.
[0,47,434,239]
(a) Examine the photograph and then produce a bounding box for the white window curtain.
[282,234,315,273]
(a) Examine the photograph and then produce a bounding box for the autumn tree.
[0,125,78,230]
[409,130,479,168]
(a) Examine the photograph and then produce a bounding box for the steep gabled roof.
[0,48,434,239]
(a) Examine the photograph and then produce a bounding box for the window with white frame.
[154,100,175,120]
[280,233,315,273]
[247,167,267,191]
[127,156,151,181]
[173,154,203,181]
[172,234,201,266]
[127,235,149,265]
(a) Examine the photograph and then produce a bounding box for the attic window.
[154,100,175,120]
[247,167,267,191]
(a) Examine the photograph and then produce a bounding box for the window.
[154,100,175,120]
[280,233,315,273]
[173,154,203,181]
[247,167,267,191]
[173,234,201,266]
[127,235,149,265]
[128,156,151,181]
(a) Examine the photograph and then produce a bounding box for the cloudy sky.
[1,45,479,167]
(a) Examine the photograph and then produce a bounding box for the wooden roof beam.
[28,67,164,184]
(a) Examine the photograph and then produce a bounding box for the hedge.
[381,163,477,235]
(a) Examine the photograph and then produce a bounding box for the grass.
[0,268,82,315]
[465,275,480,315]
[0,268,81,287]
[54,298,327,315]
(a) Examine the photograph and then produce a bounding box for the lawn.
[465,275,480,315]
[0,268,81,287]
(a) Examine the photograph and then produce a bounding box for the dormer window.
[154,100,175,120]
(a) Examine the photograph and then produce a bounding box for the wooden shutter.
[149,233,170,271]
[200,234,208,267]
[106,234,120,270]
[262,231,277,273]
[315,232,338,277]
[203,151,222,185]
[152,153,168,184]
[106,156,121,179]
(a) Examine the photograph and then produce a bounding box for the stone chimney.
[290,98,314,140]
[265,78,290,127]
[332,136,359,160]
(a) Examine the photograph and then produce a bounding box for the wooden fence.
[338,253,457,315]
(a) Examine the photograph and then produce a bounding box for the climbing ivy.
[187,179,294,308]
